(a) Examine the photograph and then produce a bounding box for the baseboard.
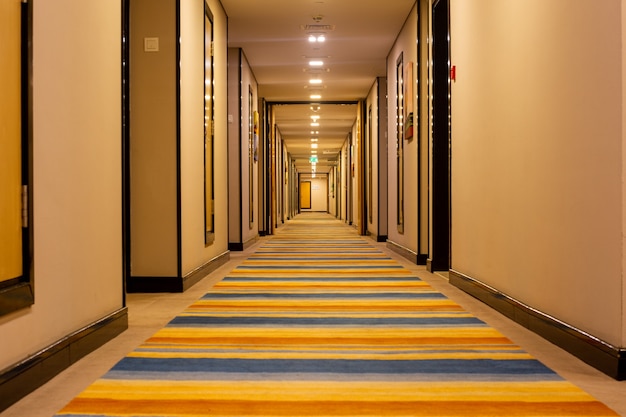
[416,254,428,265]
[229,235,260,252]
[449,270,625,380]
[364,231,387,243]
[386,240,427,265]
[242,235,260,250]
[386,240,417,263]
[181,251,230,291]
[0,307,128,412]
[228,242,244,251]
[127,251,230,293]
[126,275,183,292]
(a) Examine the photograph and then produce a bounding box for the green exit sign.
[309,156,318,163]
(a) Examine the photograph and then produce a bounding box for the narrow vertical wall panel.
[130,0,178,277]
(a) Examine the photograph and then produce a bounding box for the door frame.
[0,1,34,317]
[428,0,451,272]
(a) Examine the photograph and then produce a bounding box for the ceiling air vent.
[301,24,335,32]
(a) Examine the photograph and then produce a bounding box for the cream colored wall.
[377,78,389,238]
[329,167,337,216]
[622,0,626,347]
[351,121,359,228]
[130,0,177,276]
[0,0,123,369]
[180,0,229,275]
[340,141,349,221]
[227,49,242,243]
[312,178,328,212]
[300,177,328,212]
[209,0,229,258]
[450,0,623,345]
[387,6,418,253]
[366,81,379,235]
[270,126,284,228]
[282,144,289,222]
[366,77,389,238]
[240,55,259,243]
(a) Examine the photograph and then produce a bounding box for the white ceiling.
[220,0,416,173]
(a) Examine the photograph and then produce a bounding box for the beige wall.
[0,0,123,369]
[366,77,389,238]
[366,80,380,235]
[387,5,419,253]
[622,0,626,347]
[340,140,349,221]
[312,177,329,212]
[130,0,178,276]
[207,0,230,263]
[228,48,260,245]
[228,49,242,243]
[180,0,229,275]
[300,176,328,212]
[351,120,360,228]
[329,167,337,216]
[449,0,623,346]
[131,0,229,277]
[241,53,259,243]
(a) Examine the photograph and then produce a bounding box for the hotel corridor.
[3,213,625,416]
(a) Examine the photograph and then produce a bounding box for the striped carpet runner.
[55,213,618,416]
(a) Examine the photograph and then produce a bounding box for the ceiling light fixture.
[310,94,322,100]
[309,60,324,67]
[311,143,318,149]
[309,79,323,85]
[310,122,320,127]
[308,34,326,43]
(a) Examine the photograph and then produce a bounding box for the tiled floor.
[2,234,625,417]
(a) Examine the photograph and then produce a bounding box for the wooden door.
[0,0,23,287]
[300,181,311,209]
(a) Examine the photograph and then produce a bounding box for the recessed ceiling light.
[308,34,326,43]
[310,122,320,127]
[311,143,318,149]
[309,60,324,67]
[309,79,323,85]
[310,94,322,99]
